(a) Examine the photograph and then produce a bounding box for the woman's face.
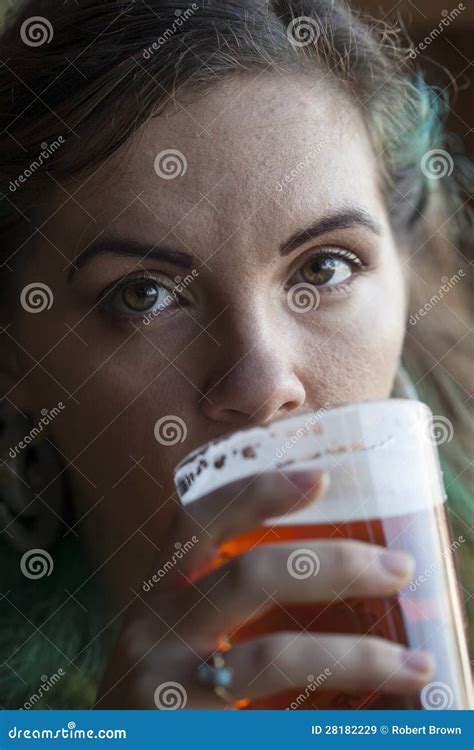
[7,75,407,605]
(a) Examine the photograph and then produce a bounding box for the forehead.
[44,73,384,263]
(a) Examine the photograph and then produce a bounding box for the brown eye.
[121,280,160,312]
[300,254,355,287]
[103,276,177,318]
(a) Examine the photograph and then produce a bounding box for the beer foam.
[173,400,446,524]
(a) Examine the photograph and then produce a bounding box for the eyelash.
[98,271,182,320]
[100,247,368,321]
[289,247,368,291]
[313,247,364,267]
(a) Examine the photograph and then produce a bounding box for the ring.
[196,649,234,704]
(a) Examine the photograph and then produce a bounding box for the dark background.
[357,0,473,155]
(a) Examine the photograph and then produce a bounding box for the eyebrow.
[68,235,194,281]
[279,208,383,256]
[69,207,382,280]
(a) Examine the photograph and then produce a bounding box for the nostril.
[281,399,304,414]
[200,368,307,427]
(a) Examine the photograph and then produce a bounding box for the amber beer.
[174,400,473,710]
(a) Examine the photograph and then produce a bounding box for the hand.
[94,469,434,708]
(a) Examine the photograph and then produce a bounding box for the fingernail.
[379,550,414,578]
[402,650,435,674]
[283,470,329,494]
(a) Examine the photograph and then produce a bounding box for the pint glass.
[174,400,473,710]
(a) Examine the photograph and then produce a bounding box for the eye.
[296,249,363,288]
[102,275,178,317]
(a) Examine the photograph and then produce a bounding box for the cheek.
[45,359,194,518]
[47,375,191,606]
[15,303,200,471]
[14,316,196,586]
[301,266,407,404]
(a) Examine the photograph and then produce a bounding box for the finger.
[150,468,329,589]
[174,540,414,638]
[223,633,435,701]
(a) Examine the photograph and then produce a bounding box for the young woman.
[0,0,472,709]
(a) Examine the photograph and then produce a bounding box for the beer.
[174,400,473,710]
[217,507,471,709]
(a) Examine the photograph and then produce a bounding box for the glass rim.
[172,397,428,477]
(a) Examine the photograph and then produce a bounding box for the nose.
[200,334,306,428]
